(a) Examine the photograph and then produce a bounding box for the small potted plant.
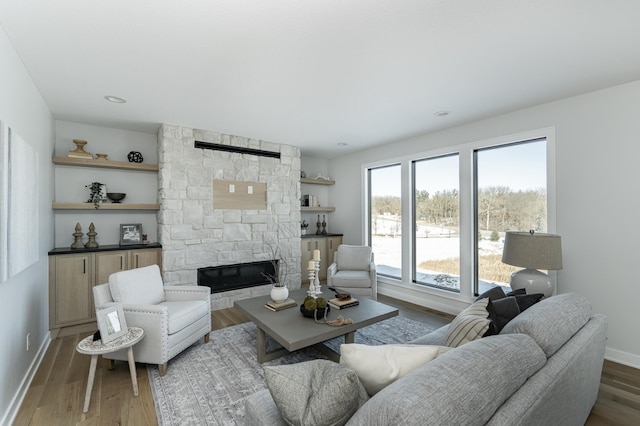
[262,244,289,302]
[301,220,309,235]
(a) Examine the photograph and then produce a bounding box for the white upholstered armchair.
[92,264,211,376]
[327,244,377,300]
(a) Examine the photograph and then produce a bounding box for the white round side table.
[76,326,144,413]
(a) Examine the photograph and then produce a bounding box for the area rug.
[148,316,435,426]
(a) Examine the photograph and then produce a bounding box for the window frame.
[363,127,556,303]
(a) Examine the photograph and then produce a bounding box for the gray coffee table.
[234,288,398,363]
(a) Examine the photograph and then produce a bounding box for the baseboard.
[1,331,51,426]
[605,347,640,369]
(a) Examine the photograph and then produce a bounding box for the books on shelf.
[328,297,359,310]
[265,298,297,312]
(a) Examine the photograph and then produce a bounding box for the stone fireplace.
[157,124,301,310]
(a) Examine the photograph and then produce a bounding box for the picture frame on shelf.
[120,223,142,245]
[96,304,128,344]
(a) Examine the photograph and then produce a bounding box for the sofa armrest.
[327,262,338,287]
[121,303,169,326]
[408,324,449,346]
[369,261,377,299]
[328,262,337,276]
[120,303,170,361]
[164,285,210,302]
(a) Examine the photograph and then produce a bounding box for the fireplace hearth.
[197,261,277,294]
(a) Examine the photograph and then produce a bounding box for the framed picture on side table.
[96,304,128,344]
[120,223,142,246]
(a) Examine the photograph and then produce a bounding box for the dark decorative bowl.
[300,304,330,318]
[107,192,126,203]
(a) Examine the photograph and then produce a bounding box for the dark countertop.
[48,242,162,255]
[301,233,343,238]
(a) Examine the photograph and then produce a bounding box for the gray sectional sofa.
[245,292,607,426]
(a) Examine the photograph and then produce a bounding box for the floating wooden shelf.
[300,178,335,185]
[52,203,160,211]
[300,206,336,212]
[52,156,159,172]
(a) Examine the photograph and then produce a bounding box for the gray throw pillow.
[475,286,506,302]
[264,359,369,426]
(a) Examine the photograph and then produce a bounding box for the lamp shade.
[502,232,563,270]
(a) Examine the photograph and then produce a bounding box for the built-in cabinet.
[301,235,343,283]
[48,245,162,332]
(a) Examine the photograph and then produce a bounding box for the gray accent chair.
[327,245,377,300]
[93,264,211,376]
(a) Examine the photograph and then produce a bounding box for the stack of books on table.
[328,297,359,310]
[264,298,297,312]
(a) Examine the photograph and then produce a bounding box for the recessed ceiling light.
[337,142,348,146]
[434,110,451,117]
[104,95,127,103]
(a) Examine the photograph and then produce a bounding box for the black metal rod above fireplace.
[194,141,281,159]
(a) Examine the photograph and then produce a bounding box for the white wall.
[329,79,640,367]
[0,26,54,423]
[54,121,158,247]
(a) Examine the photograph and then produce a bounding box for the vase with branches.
[263,244,290,302]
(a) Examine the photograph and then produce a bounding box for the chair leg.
[158,363,167,376]
[204,332,211,343]
[104,358,116,370]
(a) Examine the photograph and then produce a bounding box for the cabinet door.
[95,250,129,285]
[130,248,162,270]
[52,254,93,326]
[301,238,328,281]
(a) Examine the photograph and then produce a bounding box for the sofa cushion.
[331,270,372,288]
[500,292,592,357]
[108,264,165,305]
[264,359,369,426]
[340,344,452,395]
[337,245,372,271]
[346,334,547,426]
[445,298,491,347]
[158,300,210,334]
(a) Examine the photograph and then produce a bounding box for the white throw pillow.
[340,343,451,395]
[445,297,491,348]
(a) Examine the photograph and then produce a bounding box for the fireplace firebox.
[197,260,277,294]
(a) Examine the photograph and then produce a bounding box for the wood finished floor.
[13,295,640,425]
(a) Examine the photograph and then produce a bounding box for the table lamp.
[501,231,563,297]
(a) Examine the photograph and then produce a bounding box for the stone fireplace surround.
[157,124,302,310]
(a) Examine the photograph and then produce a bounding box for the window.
[368,164,402,279]
[474,139,547,293]
[413,154,460,291]
[364,128,553,301]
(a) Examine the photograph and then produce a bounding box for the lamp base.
[509,268,554,298]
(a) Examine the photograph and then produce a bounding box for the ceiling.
[1,1,640,158]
